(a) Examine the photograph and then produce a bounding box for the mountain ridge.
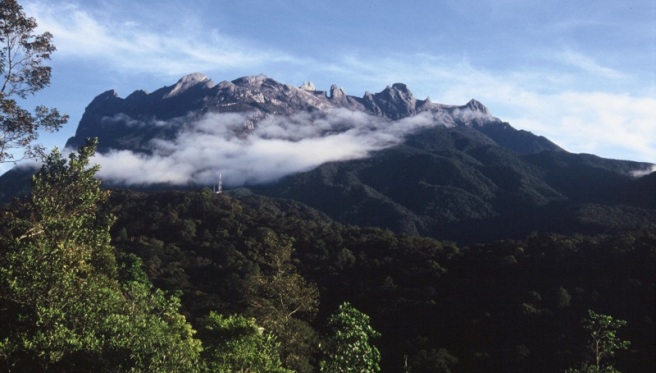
[64,73,563,156]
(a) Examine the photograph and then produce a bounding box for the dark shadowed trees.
[245,231,319,373]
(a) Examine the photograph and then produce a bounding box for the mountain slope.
[252,124,655,243]
[2,74,654,244]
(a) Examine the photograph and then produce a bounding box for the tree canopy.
[0,0,67,163]
[566,310,631,373]
[0,140,202,372]
[320,302,381,373]
[198,312,291,373]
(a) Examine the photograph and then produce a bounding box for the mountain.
[65,73,562,155]
[2,74,653,372]
[2,74,654,243]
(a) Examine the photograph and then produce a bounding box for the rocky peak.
[164,73,214,98]
[329,84,346,99]
[94,89,119,101]
[372,83,417,119]
[231,74,272,88]
[85,89,121,112]
[416,96,434,111]
[362,91,383,116]
[465,99,490,114]
[126,89,148,100]
[391,83,411,94]
[299,81,316,91]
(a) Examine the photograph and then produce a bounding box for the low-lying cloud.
[629,164,656,178]
[93,109,439,186]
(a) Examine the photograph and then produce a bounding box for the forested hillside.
[3,142,653,371]
[105,188,655,372]
[253,126,656,244]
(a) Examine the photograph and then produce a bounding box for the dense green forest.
[105,188,655,372]
[2,142,653,372]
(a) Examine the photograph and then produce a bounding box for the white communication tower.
[212,173,223,194]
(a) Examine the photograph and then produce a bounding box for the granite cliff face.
[65,73,562,155]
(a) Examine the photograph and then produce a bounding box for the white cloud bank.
[93,109,439,186]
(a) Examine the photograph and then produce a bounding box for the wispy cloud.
[630,165,656,178]
[558,49,626,79]
[24,1,294,77]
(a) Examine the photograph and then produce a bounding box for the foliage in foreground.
[245,231,320,373]
[0,140,380,372]
[198,312,291,373]
[320,301,381,373]
[0,141,202,372]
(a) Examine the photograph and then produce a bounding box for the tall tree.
[0,140,202,372]
[245,231,319,373]
[0,0,67,163]
[566,309,631,373]
[320,302,381,373]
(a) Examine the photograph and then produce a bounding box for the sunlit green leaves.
[0,141,202,371]
[199,312,291,373]
[320,302,381,373]
[566,310,631,373]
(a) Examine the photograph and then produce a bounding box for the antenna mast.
[217,173,223,194]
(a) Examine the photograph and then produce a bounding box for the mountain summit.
[65,74,561,155]
[163,73,215,98]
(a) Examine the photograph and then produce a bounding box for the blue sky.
[9,0,655,174]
